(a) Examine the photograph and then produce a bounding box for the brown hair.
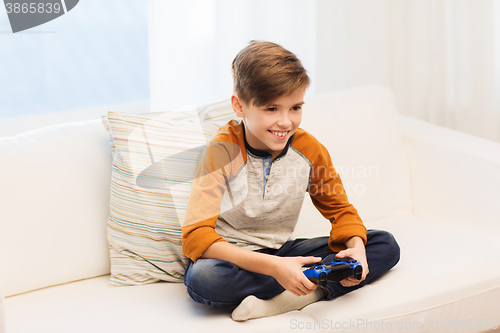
[231,40,311,107]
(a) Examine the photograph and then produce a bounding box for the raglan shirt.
[181,119,367,262]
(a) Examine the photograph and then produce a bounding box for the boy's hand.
[270,256,322,296]
[335,237,369,287]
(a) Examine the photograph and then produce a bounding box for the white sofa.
[1,85,499,333]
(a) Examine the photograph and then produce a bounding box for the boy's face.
[231,88,306,160]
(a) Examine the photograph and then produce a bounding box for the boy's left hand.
[335,236,369,287]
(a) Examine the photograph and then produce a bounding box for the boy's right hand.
[270,256,322,296]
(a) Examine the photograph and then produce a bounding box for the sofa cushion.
[297,85,412,235]
[0,120,113,297]
[102,101,238,286]
[4,275,320,333]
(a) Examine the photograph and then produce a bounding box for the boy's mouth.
[268,130,290,139]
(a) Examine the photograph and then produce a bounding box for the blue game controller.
[303,254,363,287]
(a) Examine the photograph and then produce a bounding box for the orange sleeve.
[308,142,367,252]
[181,140,242,261]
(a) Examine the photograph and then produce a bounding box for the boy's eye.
[292,106,302,111]
[266,108,277,112]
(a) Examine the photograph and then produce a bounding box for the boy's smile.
[232,88,306,160]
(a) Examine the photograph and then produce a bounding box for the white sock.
[231,288,324,321]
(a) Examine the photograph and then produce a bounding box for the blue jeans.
[183,229,400,307]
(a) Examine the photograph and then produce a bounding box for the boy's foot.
[231,289,323,321]
[231,295,263,321]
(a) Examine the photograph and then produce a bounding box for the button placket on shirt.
[263,157,273,197]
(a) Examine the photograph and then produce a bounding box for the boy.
[182,40,400,321]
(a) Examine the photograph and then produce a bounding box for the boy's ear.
[231,94,245,118]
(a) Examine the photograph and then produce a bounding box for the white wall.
[315,0,391,93]
[148,0,318,112]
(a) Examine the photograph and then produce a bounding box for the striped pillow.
[102,101,237,286]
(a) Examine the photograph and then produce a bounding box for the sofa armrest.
[399,115,500,232]
[0,280,5,333]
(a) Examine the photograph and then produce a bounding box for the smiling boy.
[182,40,400,321]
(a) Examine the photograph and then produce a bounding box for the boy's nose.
[278,113,292,127]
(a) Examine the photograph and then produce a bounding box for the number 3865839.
[5,2,61,14]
